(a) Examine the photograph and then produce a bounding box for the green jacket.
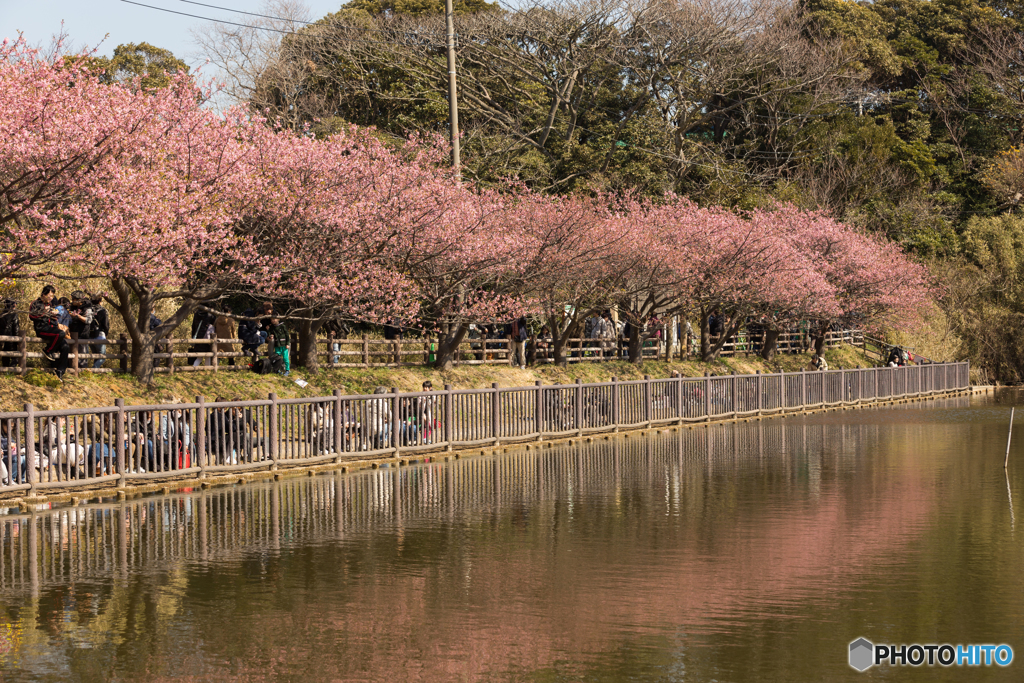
[267,322,289,349]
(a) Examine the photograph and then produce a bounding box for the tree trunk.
[760,329,780,361]
[814,333,826,356]
[432,323,469,370]
[700,310,711,361]
[129,333,157,384]
[627,328,642,363]
[551,314,580,367]
[296,318,325,371]
[702,315,744,362]
[110,276,205,384]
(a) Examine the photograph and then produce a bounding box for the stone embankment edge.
[2,387,978,512]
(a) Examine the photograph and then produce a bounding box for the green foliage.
[942,215,1024,380]
[22,370,63,389]
[246,0,1024,377]
[89,43,189,91]
[344,0,497,15]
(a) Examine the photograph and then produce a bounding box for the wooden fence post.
[491,383,500,443]
[393,340,400,366]
[269,392,279,470]
[732,373,738,416]
[118,334,128,374]
[756,371,762,416]
[25,403,36,495]
[114,398,125,489]
[611,377,620,432]
[705,372,711,421]
[362,335,369,368]
[333,389,344,463]
[211,338,218,370]
[392,387,401,455]
[71,333,79,375]
[196,396,207,477]
[575,378,583,436]
[18,333,27,375]
[801,368,807,406]
[676,374,683,422]
[444,384,454,451]
[167,338,175,374]
[536,381,544,440]
[644,375,651,426]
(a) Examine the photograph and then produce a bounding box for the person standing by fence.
[267,316,290,375]
[89,294,109,369]
[214,313,237,367]
[509,316,528,369]
[68,291,94,361]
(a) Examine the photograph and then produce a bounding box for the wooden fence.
[0,361,969,497]
[0,329,862,375]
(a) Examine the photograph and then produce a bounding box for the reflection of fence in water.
[0,395,975,595]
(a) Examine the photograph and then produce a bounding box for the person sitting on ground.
[367,386,392,449]
[238,308,263,359]
[267,316,290,375]
[29,285,71,379]
[417,381,439,444]
[810,353,829,372]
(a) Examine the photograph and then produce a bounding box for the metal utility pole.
[444,0,461,180]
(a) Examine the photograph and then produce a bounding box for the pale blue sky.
[1,0,344,66]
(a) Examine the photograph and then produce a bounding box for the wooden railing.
[0,361,970,497]
[0,329,863,375]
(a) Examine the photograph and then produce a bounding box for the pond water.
[0,392,1021,682]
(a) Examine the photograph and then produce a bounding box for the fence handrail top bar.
[20,405,121,418]
[0,360,968,420]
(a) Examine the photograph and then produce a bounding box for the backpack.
[251,352,285,375]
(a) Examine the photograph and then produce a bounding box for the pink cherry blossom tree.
[358,148,535,370]
[238,127,427,370]
[513,192,648,365]
[0,39,268,382]
[781,206,933,354]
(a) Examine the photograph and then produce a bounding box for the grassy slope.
[0,345,874,412]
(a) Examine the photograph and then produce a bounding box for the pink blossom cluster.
[0,38,931,375]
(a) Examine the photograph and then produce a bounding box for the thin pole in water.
[1007,469,1015,532]
[1006,407,1015,469]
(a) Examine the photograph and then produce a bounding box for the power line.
[178,0,314,24]
[120,0,295,34]
[119,0,426,49]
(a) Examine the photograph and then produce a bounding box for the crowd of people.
[17,286,110,380]
[9,284,884,380]
[0,380,446,485]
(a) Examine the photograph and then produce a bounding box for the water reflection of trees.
[1,396,1003,682]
